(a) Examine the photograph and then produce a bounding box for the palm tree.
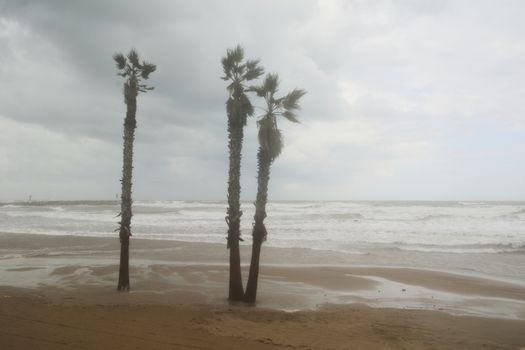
[113,49,156,291]
[221,45,264,301]
[244,73,306,303]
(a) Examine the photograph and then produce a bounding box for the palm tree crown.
[221,45,264,126]
[113,49,156,104]
[251,73,306,162]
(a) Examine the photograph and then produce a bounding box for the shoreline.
[3,263,524,319]
[2,231,525,283]
[2,232,525,348]
[2,232,525,319]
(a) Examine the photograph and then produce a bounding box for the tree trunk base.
[244,239,262,303]
[117,237,130,291]
[228,238,244,301]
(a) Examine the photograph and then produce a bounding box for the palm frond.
[226,81,236,94]
[257,117,273,152]
[116,49,156,97]
[263,73,279,95]
[281,110,299,123]
[140,62,157,79]
[113,53,127,70]
[221,55,233,80]
[138,84,154,92]
[127,49,140,67]
[226,97,236,118]
[240,93,254,117]
[228,45,244,64]
[247,85,267,97]
[245,59,264,81]
[258,116,282,161]
[234,63,246,77]
[222,45,245,81]
[269,127,283,160]
[282,88,307,111]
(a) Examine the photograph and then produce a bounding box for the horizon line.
[2,198,525,203]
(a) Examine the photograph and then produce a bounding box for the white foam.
[1,200,524,255]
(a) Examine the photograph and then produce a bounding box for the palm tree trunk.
[245,233,263,303]
[244,147,271,303]
[226,112,245,301]
[117,92,137,291]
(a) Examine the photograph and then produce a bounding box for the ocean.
[1,200,525,281]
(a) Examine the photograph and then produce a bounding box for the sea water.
[1,200,524,280]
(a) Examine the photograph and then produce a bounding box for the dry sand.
[1,286,525,350]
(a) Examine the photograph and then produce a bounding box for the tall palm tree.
[244,73,306,303]
[221,45,264,301]
[113,49,156,291]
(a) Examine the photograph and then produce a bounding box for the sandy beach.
[1,233,525,349]
[2,288,525,350]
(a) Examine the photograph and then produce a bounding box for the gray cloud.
[1,0,524,201]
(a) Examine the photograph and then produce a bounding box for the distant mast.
[28,194,32,203]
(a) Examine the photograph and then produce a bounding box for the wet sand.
[1,233,525,348]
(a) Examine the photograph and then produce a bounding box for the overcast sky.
[1,0,524,201]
